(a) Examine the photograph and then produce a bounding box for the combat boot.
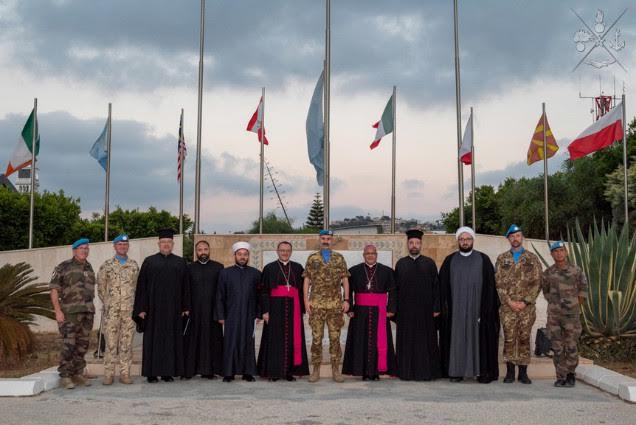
[308,364,321,383]
[554,379,567,387]
[331,360,344,383]
[60,377,75,389]
[102,375,114,385]
[72,374,92,387]
[517,365,532,384]
[119,374,133,385]
[503,362,515,383]
[565,373,576,387]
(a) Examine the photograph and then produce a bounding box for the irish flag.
[370,95,394,150]
[5,109,40,177]
[459,113,473,165]
[568,102,623,160]
[246,96,269,145]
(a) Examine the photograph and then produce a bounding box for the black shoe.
[363,375,371,381]
[181,376,192,380]
[449,377,463,383]
[565,373,576,387]
[242,374,256,382]
[477,376,491,384]
[517,366,532,384]
[202,374,216,380]
[223,376,234,383]
[503,362,515,383]
[554,379,567,387]
[286,375,296,382]
[371,375,380,381]
[268,377,279,382]
[147,376,158,383]
[161,376,174,382]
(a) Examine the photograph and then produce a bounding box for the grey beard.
[197,255,209,263]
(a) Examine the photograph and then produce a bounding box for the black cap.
[406,229,424,240]
[158,228,175,239]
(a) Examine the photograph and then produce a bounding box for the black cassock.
[214,264,261,377]
[438,251,500,382]
[133,252,191,378]
[257,260,309,378]
[184,260,224,378]
[342,262,397,377]
[394,255,442,381]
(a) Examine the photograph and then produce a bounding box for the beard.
[236,258,248,266]
[409,248,420,255]
[197,254,209,263]
[459,245,473,253]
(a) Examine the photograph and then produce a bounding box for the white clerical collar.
[365,262,377,268]
[279,260,290,266]
[459,250,473,257]
[409,254,421,260]
[198,259,209,264]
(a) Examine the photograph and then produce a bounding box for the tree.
[0,263,54,365]
[248,212,294,234]
[604,158,636,230]
[306,193,324,229]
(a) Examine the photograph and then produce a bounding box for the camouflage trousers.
[308,308,344,365]
[548,312,582,379]
[58,312,94,378]
[103,307,136,376]
[500,304,536,366]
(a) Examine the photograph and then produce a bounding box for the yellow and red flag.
[527,112,558,165]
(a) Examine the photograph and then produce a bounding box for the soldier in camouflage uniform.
[303,229,350,383]
[97,234,139,385]
[542,240,588,388]
[495,225,542,384]
[49,238,96,390]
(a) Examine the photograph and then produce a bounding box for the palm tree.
[0,262,54,365]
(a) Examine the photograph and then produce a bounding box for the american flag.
[177,112,187,182]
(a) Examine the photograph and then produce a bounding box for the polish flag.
[246,96,269,145]
[568,102,623,160]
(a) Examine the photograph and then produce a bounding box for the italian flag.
[370,95,394,150]
[459,113,473,165]
[5,109,40,177]
[246,96,269,145]
[568,102,623,160]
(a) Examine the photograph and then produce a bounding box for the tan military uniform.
[97,257,139,377]
[495,250,542,366]
[303,251,350,365]
[50,258,96,378]
[542,263,588,379]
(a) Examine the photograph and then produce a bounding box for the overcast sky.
[0,0,634,233]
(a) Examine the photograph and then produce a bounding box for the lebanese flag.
[459,113,473,165]
[370,95,394,149]
[246,96,269,145]
[5,109,40,177]
[568,102,623,160]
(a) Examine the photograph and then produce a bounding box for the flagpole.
[179,108,185,235]
[104,103,112,242]
[470,107,476,230]
[194,0,205,235]
[259,87,265,234]
[391,86,397,233]
[453,0,465,226]
[323,0,331,229]
[622,94,629,226]
[28,98,37,249]
[542,102,549,241]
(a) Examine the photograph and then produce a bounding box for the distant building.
[14,166,39,193]
[333,224,383,235]
[0,174,16,192]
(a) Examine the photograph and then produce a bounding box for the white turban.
[232,241,250,253]
[455,226,475,240]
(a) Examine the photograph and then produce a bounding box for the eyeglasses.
[458,238,473,242]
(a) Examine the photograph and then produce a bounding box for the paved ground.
[1,377,633,425]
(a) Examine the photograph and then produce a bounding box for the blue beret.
[113,234,129,244]
[319,229,333,236]
[72,238,90,249]
[550,240,566,251]
[505,224,522,237]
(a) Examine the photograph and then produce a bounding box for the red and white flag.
[568,102,623,160]
[246,96,269,145]
[459,113,473,165]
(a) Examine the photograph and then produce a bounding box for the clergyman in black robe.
[439,227,500,383]
[184,240,224,379]
[343,244,397,380]
[394,229,442,381]
[133,229,191,383]
[214,241,261,382]
[257,241,309,381]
